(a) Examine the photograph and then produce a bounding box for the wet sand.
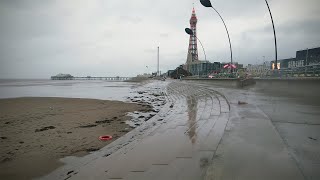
[0,97,151,180]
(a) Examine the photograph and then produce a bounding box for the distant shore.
[0,97,151,180]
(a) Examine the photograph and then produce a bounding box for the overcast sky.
[1,0,319,78]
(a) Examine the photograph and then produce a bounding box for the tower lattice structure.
[186,7,199,64]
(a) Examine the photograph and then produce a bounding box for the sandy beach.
[0,97,152,180]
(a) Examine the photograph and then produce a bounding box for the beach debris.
[308,137,317,141]
[35,126,56,132]
[1,157,12,163]
[95,119,111,124]
[79,124,97,128]
[238,101,248,105]
[86,148,99,152]
[99,135,113,141]
[170,104,174,108]
[67,170,74,175]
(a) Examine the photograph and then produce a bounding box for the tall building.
[186,7,199,63]
[184,7,219,77]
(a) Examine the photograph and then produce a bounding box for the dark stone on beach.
[170,104,174,108]
[138,115,145,118]
[308,137,317,141]
[86,148,99,152]
[5,122,10,125]
[7,151,13,155]
[113,117,117,120]
[158,119,163,121]
[105,153,111,157]
[95,119,111,124]
[1,157,12,163]
[0,137,8,140]
[67,132,72,134]
[67,170,74,175]
[78,124,97,128]
[238,101,248,105]
[35,126,56,132]
[135,123,140,126]
[19,141,24,144]
[120,121,125,124]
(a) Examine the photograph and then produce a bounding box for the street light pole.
[157,46,160,76]
[264,0,278,70]
[200,0,233,74]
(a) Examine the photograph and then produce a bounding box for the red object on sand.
[99,135,113,141]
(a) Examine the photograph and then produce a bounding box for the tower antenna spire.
[186,6,199,63]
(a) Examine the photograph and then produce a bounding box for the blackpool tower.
[186,7,199,64]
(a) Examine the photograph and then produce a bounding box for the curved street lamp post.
[200,0,233,75]
[200,0,278,72]
[264,0,278,70]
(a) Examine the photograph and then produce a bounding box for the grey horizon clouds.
[0,0,319,78]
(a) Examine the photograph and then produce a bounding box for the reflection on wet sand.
[187,95,198,144]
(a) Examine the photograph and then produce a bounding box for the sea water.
[0,79,138,101]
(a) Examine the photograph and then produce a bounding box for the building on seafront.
[270,47,320,77]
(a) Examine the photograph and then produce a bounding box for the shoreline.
[0,97,152,180]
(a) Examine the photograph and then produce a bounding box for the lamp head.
[185,28,194,35]
[200,0,213,7]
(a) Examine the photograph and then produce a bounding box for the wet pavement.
[40,80,319,180]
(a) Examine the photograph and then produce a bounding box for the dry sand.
[0,97,151,180]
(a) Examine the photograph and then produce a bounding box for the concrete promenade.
[40,80,319,180]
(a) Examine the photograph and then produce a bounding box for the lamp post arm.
[264,0,278,69]
[195,36,207,61]
[211,6,233,65]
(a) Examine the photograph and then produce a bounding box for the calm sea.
[0,79,138,101]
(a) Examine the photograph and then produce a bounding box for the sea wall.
[183,78,320,100]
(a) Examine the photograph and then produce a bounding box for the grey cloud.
[119,16,142,24]
[160,33,169,38]
[0,0,319,78]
